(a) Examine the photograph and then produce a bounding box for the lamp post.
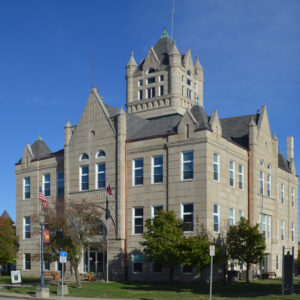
[40,215,45,288]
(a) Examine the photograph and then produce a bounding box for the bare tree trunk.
[72,262,82,288]
[246,263,250,283]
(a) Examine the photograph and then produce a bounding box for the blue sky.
[0,0,299,238]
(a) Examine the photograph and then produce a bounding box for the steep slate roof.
[31,139,52,160]
[220,114,259,149]
[190,105,211,131]
[127,114,181,141]
[278,152,291,173]
[153,36,177,66]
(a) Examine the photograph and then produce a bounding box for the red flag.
[39,187,48,209]
[107,178,112,196]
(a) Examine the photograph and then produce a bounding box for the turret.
[287,136,294,162]
[126,52,138,104]
[249,118,258,148]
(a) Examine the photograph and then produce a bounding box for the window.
[229,160,235,187]
[267,163,271,170]
[138,79,143,86]
[281,220,285,240]
[292,188,295,207]
[159,85,164,96]
[147,68,155,74]
[24,177,30,199]
[182,85,184,96]
[267,174,271,197]
[187,88,192,99]
[182,75,184,82]
[268,216,271,239]
[292,222,295,242]
[159,75,164,82]
[23,217,30,239]
[239,210,244,219]
[80,153,89,160]
[44,261,50,271]
[182,265,193,274]
[276,255,280,270]
[260,171,264,195]
[213,204,220,232]
[152,205,163,218]
[24,253,31,270]
[229,208,235,226]
[213,153,220,181]
[132,253,143,273]
[239,165,244,190]
[138,90,143,100]
[57,172,64,196]
[97,163,106,189]
[281,183,284,204]
[43,174,50,196]
[182,151,193,180]
[147,77,155,84]
[185,124,189,139]
[147,87,155,98]
[133,207,144,234]
[152,156,163,184]
[187,79,191,86]
[80,166,89,191]
[187,70,191,76]
[97,150,106,158]
[152,262,162,273]
[260,159,264,167]
[182,203,194,232]
[133,159,143,185]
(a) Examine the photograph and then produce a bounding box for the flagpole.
[106,178,109,283]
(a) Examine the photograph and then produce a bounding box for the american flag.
[39,187,48,209]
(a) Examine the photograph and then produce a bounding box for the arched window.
[260,159,264,167]
[267,163,271,170]
[147,68,155,74]
[97,150,106,158]
[80,153,89,161]
[187,70,191,76]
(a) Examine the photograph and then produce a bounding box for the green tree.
[227,217,266,283]
[141,210,184,282]
[0,217,19,273]
[37,199,103,287]
[180,232,211,271]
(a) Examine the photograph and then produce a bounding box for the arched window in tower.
[187,70,191,76]
[147,68,156,74]
[185,124,190,139]
[97,150,106,158]
[260,159,264,167]
[80,153,89,161]
[267,163,271,170]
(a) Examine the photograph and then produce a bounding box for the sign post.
[59,251,67,297]
[209,245,215,300]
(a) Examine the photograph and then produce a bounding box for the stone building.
[15,30,298,281]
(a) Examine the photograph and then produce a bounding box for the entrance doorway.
[83,247,104,273]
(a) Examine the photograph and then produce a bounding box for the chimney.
[287,136,294,161]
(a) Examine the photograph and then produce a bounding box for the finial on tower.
[194,94,201,107]
[160,27,169,39]
[37,131,43,141]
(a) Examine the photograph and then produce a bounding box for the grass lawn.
[0,276,300,299]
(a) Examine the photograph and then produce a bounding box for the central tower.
[126,29,204,119]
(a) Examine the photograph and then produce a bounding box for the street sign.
[59,251,67,263]
[210,245,215,256]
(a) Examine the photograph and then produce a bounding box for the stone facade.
[15,32,298,281]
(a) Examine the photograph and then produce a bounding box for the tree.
[227,217,266,283]
[214,230,230,285]
[0,217,19,273]
[40,199,103,287]
[141,210,184,282]
[180,232,211,272]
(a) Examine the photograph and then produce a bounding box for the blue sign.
[59,251,67,263]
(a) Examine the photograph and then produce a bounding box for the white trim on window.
[23,216,31,239]
[229,160,235,187]
[292,222,295,242]
[152,205,163,218]
[238,165,244,190]
[132,253,143,273]
[152,156,163,184]
[281,220,285,241]
[43,173,50,197]
[267,174,271,197]
[80,165,89,191]
[276,254,280,270]
[213,204,220,233]
[213,153,220,182]
[132,207,144,235]
[23,177,30,200]
[260,171,264,195]
[133,158,144,186]
[239,210,244,220]
[281,183,285,204]
[181,203,194,232]
[96,162,106,189]
[292,188,295,207]
[229,208,235,226]
[181,151,194,181]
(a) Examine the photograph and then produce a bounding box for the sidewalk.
[0,289,125,300]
